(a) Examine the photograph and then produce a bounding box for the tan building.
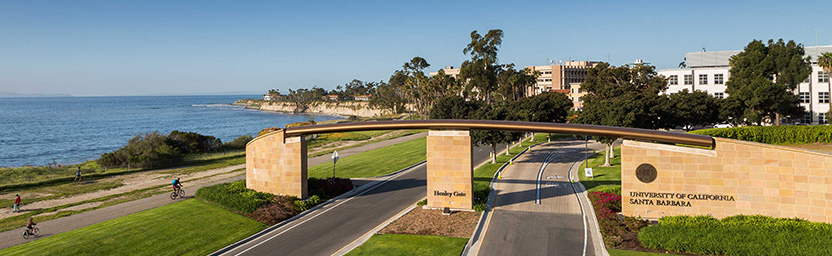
[526,61,600,96]
[428,66,461,78]
[568,82,587,111]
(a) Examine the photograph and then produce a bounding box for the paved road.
[0,133,427,249]
[215,142,501,256]
[477,140,604,256]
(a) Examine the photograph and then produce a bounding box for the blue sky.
[1,1,831,96]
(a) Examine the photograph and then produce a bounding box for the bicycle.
[23,224,39,239]
[170,186,185,200]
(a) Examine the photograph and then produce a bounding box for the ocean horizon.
[0,95,342,168]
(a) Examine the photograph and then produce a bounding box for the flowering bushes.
[587,191,647,247]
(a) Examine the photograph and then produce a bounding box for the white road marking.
[227,162,425,256]
[567,158,589,256]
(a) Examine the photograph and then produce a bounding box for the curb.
[462,137,546,256]
[570,152,610,256]
[209,160,426,256]
[332,200,421,256]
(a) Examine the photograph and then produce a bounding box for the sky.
[1,1,831,96]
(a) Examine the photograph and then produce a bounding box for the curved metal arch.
[285,119,714,148]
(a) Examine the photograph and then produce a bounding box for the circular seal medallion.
[636,163,657,183]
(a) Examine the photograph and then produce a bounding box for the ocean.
[0,95,342,167]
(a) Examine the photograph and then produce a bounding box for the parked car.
[713,123,734,128]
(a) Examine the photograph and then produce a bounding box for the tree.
[471,105,521,164]
[429,95,482,120]
[724,39,811,125]
[659,89,722,130]
[459,30,504,103]
[819,52,832,124]
[509,92,572,123]
[577,62,669,166]
[497,65,539,102]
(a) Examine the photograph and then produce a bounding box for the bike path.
[0,132,426,249]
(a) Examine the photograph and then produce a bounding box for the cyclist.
[172,178,182,192]
[26,217,35,235]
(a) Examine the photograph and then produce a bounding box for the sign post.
[331,150,339,178]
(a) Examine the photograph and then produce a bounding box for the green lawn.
[1,199,264,256]
[346,234,468,256]
[608,249,680,256]
[579,146,622,193]
[473,133,566,200]
[308,137,427,179]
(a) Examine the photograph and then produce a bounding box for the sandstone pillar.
[426,130,473,210]
[246,129,308,198]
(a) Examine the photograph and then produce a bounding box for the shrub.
[639,214,832,256]
[690,125,832,145]
[98,132,181,168]
[196,180,275,213]
[472,188,490,212]
[167,130,222,154]
[292,195,321,212]
[224,135,253,150]
[257,127,281,137]
[593,185,621,196]
[247,196,299,225]
[307,178,353,198]
[416,199,427,206]
[587,191,647,247]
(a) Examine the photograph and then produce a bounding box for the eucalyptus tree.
[459,29,503,103]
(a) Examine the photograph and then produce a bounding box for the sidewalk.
[0,132,426,249]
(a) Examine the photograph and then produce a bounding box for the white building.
[658,45,832,124]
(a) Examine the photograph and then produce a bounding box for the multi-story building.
[659,45,832,124]
[568,82,587,111]
[428,66,461,78]
[525,61,600,96]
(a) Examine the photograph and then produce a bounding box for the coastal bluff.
[233,100,391,117]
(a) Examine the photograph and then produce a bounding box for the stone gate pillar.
[426,130,473,210]
[246,129,308,198]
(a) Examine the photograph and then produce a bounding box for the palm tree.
[819,52,832,124]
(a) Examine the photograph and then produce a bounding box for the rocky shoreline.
[234,99,391,117]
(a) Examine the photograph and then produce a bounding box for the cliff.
[233,100,391,117]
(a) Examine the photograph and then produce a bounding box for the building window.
[803,112,812,124]
[684,74,693,85]
[820,71,829,83]
[819,112,828,124]
[699,74,708,85]
[714,92,724,99]
[820,92,830,104]
[668,75,678,85]
[800,92,810,103]
[714,74,724,84]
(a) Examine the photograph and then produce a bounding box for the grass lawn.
[345,234,468,256]
[473,133,566,197]
[608,249,680,256]
[1,199,264,256]
[308,137,427,179]
[579,146,622,193]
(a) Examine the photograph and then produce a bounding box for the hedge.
[690,125,832,145]
[195,180,275,213]
[639,215,832,256]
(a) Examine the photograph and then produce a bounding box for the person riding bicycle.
[172,178,182,192]
[26,217,35,234]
